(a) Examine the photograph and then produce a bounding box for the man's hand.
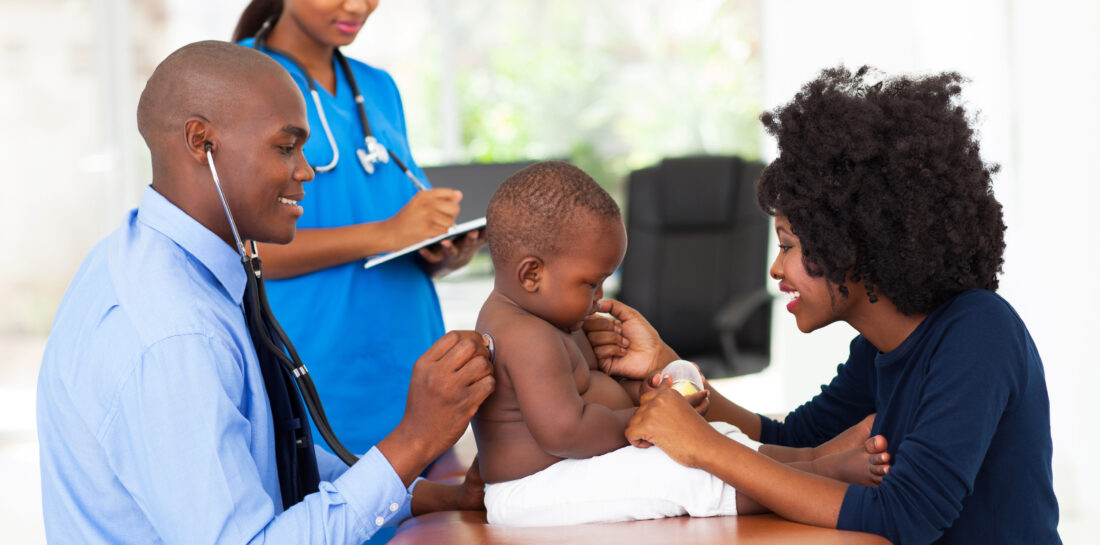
[419,228,487,278]
[377,331,494,486]
[584,299,677,380]
[385,188,462,249]
[457,455,486,510]
[409,454,486,517]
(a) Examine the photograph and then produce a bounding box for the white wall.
[758,0,1100,531]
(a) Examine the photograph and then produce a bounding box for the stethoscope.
[205,142,360,466]
[252,17,427,191]
[203,143,495,468]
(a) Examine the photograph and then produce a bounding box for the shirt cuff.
[333,447,414,533]
[756,413,778,444]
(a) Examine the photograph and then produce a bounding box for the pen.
[384,149,429,192]
[403,168,429,192]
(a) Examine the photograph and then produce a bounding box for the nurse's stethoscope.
[252,17,427,191]
[203,143,494,467]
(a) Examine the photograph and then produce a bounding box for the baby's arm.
[505,320,633,459]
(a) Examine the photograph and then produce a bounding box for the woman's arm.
[701,383,764,441]
[257,188,462,279]
[626,388,847,528]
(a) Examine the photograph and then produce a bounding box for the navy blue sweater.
[759,290,1060,545]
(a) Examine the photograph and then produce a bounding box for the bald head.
[136,40,312,248]
[137,40,293,158]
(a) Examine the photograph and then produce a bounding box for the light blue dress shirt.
[37,186,415,544]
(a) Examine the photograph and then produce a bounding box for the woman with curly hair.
[587,66,1060,544]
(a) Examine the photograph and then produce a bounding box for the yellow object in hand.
[671,380,700,396]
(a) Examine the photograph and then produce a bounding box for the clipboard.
[363,217,486,269]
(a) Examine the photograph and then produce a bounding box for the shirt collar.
[136,185,247,304]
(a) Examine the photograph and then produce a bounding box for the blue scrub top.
[242,38,445,457]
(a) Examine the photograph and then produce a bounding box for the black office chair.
[617,156,771,378]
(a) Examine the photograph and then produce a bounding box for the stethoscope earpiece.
[204,141,213,152]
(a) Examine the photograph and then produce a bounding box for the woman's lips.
[334,21,363,35]
[779,283,800,313]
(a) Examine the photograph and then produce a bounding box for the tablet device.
[363,217,486,269]
[421,162,534,224]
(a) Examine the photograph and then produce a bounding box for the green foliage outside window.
[386,0,762,195]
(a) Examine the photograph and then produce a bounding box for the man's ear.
[184,117,215,164]
[516,256,543,293]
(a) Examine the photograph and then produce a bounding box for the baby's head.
[487,161,625,331]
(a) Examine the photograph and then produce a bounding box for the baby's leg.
[485,422,754,526]
[812,413,876,458]
[754,414,876,463]
[804,434,891,487]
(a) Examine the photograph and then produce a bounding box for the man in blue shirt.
[36,41,493,544]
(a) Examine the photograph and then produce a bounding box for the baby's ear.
[516,256,543,293]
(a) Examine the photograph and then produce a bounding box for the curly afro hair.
[487,161,621,267]
[755,65,1006,316]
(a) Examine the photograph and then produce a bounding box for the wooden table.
[391,510,891,545]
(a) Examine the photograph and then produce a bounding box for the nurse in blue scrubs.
[232,1,484,528]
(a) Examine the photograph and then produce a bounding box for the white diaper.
[484,421,760,526]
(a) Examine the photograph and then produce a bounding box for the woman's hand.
[386,188,462,248]
[419,228,486,277]
[584,299,677,380]
[625,381,719,468]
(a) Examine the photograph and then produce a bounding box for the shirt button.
[375,516,385,526]
[389,503,399,512]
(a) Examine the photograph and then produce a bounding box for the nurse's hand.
[419,228,487,278]
[585,299,678,381]
[626,382,720,468]
[386,188,462,248]
[378,331,494,487]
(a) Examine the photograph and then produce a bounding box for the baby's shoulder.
[480,306,570,370]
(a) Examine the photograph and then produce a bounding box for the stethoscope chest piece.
[357,136,390,175]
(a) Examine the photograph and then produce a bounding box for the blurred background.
[2,0,1097,542]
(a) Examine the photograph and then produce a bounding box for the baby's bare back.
[474,294,634,484]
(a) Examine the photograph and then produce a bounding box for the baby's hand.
[583,313,627,367]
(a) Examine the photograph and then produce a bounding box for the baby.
[473,161,888,526]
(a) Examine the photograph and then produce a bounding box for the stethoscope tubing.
[245,259,359,466]
[207,147,360,466]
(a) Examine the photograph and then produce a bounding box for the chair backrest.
[422,162,536,224]
[618,156,770,376]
